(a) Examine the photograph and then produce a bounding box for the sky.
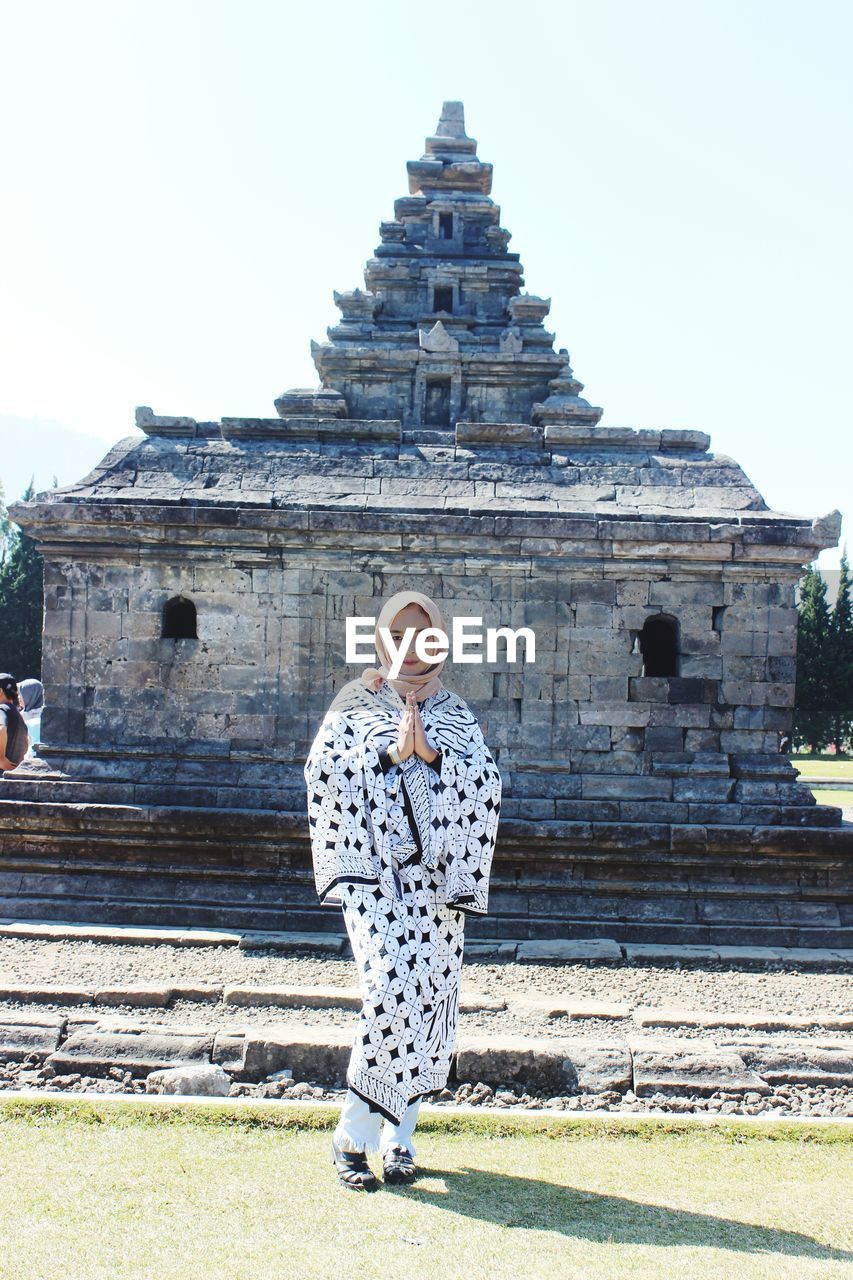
[1,0,850,569]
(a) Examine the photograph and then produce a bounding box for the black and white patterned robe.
[303,678,502,1123]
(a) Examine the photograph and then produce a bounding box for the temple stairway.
[1,744,852,949]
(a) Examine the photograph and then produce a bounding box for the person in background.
[0,674,30,772]
[17,678,45,752]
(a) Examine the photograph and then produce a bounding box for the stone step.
[3,885,852,951]
[10,752,307,781]
[0,777,305,809]
[0,920,246,947]
[519,997,632,1020]
[634,1007,853,1033]
[2,980,849,1034]
[2,917,852,968]
[27,869,830,911]
[2,792,852,948]
[2,1012,851,1096]
[4,772,845,826]
[0,981,506,1014]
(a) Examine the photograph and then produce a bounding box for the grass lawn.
[812,788,853,809]
[0,1099,850,1280]
[793,756,853,781]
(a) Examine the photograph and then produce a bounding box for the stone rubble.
[2,1055,851,1119]
[2,936,852,1015]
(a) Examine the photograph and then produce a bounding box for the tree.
[0,476,45,681]
[0,480,10,554]
[793,564,834,751]
[827,546,853,754]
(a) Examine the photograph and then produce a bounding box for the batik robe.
[303,678,502,1123]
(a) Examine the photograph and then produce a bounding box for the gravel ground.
[1,937,852,1019]
[1,938,851,1048]
[1,1057,851,1119]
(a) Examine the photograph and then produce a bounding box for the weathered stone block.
[516,939,622,962]
[590,676,629,701]
[563,725,611,750]
[731,1040,853,1086]
[667,678,719,704]
[610,725,645,751]
[648,581,726,607]
[568,580,617,604]
[649,703,711,727]
[629,677,670,703]
[631,1039,770,1096]
[0,1014,65,1062]
[573,603,614,628]
[146,1064,232,1096]
[509,771,582,798]
[644,727,685,751]
[582,775,672,800]
[579,703,651,727]
[456,1035,631,1094]
[47,1025,216,1077]
[677,656,723,679]
[672,778,734,803]
[240,1026,352,1085]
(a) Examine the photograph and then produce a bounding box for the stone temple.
[4,102,851,948]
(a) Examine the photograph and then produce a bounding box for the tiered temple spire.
[278,101,602,432]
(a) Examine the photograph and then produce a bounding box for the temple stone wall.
[37,542,800,778]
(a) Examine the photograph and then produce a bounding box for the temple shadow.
[385,1165,851,1262]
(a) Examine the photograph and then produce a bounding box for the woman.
[0,674,29,772]
[17,679,45,752]
[304,589,502,1192]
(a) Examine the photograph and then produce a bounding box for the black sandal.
[331,1137,378,1192]
[382,1143,417,1184]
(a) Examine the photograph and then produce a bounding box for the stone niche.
[4,102,850,949]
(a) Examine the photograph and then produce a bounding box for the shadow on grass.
[387,1166,852,1262]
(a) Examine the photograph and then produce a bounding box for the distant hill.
[0,414,143,508]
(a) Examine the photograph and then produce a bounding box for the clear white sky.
[1,0,850,568]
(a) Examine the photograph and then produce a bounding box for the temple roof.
[407,99,493,195]
[304,99,603,432]
[16,412,833,529]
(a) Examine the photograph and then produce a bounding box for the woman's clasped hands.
[394,691,439,764]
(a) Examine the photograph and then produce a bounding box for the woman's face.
[387,604,435,674]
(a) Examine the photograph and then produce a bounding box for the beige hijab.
[360,589,448,703]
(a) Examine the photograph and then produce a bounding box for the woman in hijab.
[304,589,502,1192]
[17,679,45,750]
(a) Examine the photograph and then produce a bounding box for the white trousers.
[333,1087,423,1158]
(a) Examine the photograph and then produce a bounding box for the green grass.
[811,788,853,808]
[793,756,853,781]
[0,1099,850,1279]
